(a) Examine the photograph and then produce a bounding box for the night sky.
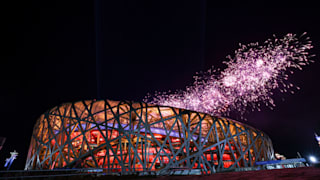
[1,1,320,170]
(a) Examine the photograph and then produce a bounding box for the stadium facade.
[25,100,274,174]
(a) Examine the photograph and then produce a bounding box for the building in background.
[25,100,274,174]
[275,153,286,160]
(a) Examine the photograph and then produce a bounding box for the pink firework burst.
[144,33,313,117]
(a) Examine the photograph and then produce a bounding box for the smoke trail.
[144,33,313,117]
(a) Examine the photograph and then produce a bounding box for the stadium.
[25,100,274,174]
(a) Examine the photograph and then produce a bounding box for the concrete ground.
[1,167,320,180]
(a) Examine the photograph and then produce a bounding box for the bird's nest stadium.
[25,100,274,174]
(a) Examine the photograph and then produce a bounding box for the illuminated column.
[0,137,5,151]
[315,133,320,147]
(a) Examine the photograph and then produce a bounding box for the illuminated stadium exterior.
[25,100,274,174]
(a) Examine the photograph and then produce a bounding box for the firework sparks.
[144,33,313,117]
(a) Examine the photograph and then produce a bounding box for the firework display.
[26,34,314,174]
[145,33,313,116]
[25,100,274,173]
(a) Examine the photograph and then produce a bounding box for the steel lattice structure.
[25,100,274,174]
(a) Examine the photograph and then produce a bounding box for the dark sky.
[1,1,319,170]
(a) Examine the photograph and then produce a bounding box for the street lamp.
[309,156,317,163]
